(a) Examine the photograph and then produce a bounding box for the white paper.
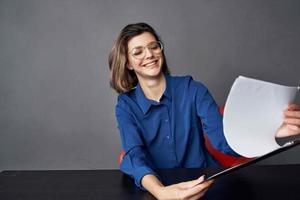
[223,76,298,158]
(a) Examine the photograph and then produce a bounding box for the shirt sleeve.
[191,79,241,157]
[116,97,160,189]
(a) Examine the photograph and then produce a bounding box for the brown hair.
[108,22,170,93]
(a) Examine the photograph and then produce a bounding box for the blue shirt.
[115,75,238,189]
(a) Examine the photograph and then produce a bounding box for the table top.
[1,164,300,200]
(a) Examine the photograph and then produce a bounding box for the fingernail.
[288,125,298,131]
[199,175,205,180]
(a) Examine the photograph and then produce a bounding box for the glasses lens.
[148,42,162,53]
[131,41,163,60]
[131,47,144,59]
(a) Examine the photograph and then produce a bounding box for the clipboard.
[204,140,300,182]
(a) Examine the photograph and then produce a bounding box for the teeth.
[144,61,157,67]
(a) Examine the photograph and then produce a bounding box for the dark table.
[1,165,300,200]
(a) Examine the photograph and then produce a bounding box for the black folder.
[204,140,300,182]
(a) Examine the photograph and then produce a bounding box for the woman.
[108,22,300,200]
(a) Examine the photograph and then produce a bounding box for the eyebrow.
[130,41,157,51]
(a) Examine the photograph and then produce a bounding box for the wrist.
[141,174,165,198]
[153,184,166,199]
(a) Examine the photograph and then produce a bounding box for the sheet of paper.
[223,76,298,158]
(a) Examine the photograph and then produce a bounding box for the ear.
[127,65,134,70]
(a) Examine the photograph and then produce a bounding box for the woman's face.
[127,32,163,81]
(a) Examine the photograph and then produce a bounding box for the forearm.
[141,174,165,199]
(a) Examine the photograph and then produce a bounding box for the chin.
[149,69,164,78]
[148,65,162,75]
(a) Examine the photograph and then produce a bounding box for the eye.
[131,48,143,56]
[148,43,160,50]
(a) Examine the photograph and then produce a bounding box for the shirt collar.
[163,75,172,100]
[135,75,172,115]
[136,84,153,115]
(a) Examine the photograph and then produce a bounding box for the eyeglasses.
[128,41,163,60]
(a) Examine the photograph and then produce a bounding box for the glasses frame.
[128,41,163,60]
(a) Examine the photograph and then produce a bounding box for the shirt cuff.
[134,167,160,190]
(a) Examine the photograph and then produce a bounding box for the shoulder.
[168,75,208,93]
[116,89,137,111]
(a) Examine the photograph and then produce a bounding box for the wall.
[0,0,299,170]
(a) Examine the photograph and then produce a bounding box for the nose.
[144,47,154,59]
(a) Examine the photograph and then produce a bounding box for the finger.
[202,179,214,188]
[284,118,300,126]
[198,175,205,182]
[287,125,300,132]
[286,104,299,111]
[189,188,209,200]
[185,180,213,197]
[285,111,300,119]
[179,176,205,189]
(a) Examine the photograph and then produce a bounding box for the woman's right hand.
[156,176,213,200]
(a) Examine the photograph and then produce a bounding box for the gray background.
[0,0,299,171]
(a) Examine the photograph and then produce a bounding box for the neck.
[139,74,166,102]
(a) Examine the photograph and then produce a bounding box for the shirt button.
[166,135,170,139]
[165,119,169,122]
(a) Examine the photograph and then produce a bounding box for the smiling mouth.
[143,60,158,67]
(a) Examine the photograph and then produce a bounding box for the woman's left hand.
[276,104,300,138]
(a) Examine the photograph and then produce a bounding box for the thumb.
[180,175,205,189]
[286,103,299,111]
[287,124,299,131]
[197,175,205,183]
